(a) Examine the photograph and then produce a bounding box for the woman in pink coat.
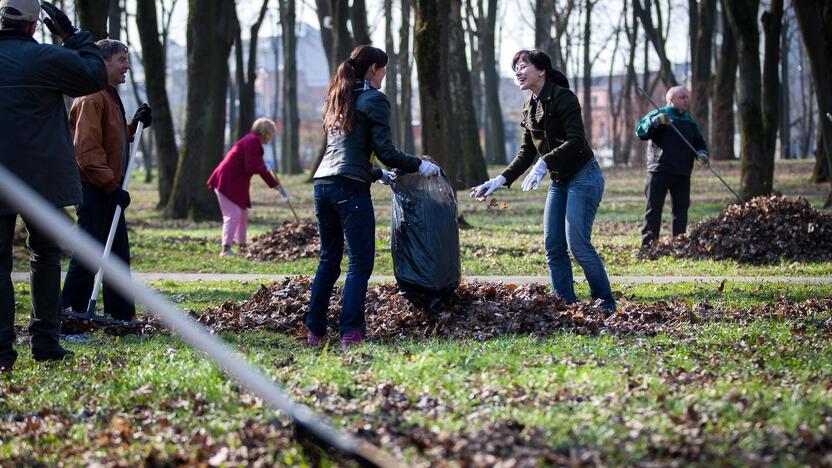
[207,118,288,257]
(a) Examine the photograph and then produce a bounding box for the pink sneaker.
[307,332,328,347]
[339,330,364,351]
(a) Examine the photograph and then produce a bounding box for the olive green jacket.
[501,81,594,186]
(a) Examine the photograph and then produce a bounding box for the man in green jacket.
[635,86,709,248]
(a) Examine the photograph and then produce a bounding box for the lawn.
[3,160,831,465]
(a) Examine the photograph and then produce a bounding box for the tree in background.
[77,0,109,40]
[711,3,737,161]
[399,0,416,154]
[233,0,270,141]
[165,0,237,219]
[279,0,301,174]
[633,0,678,87]
[793,0,832,206]
[475,0,506,165]
[689,0,716,143]
[384,0,400,146]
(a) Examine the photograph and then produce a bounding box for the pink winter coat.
[207,132,278,209]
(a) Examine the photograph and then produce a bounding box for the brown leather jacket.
[70,87,137,193]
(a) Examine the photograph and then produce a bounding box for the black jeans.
[641,172,691,247]
[0,214,64,366]
[306,184,375,336]
[61,183,135,320]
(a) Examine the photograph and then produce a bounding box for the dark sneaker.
[32,345,74,362]
[307,332,328,347]
[339,330,363,351]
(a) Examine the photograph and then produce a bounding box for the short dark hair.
[95,39,129,60]
[0,7,33,31]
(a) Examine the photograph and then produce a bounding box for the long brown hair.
[322,45,389,133]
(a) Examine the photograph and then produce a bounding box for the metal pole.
[637,88,745,204]
[85,122,144,315]
[0,163,395,467]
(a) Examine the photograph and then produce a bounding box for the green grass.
[2,280,831,464]
[10,160,832,277]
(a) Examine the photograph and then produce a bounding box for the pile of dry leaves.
[642,195,832,264]
[133,277,831,340]
[242,220,319,261]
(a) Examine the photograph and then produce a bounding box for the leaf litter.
[641,195,832,264]
[242,219,320,261]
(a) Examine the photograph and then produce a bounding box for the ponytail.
[322,45,389,133]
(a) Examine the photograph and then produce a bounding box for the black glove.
[132,103,152,128]
[112,189,131,210]
[40,2,77,39]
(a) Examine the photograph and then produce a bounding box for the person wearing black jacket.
[307,45,440,350]
[635,86,709,247]
[471,49,615,311]
[0,0,107,370]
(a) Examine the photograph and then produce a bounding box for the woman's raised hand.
[470,175,506,199]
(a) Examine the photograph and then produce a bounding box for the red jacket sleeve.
[242,136,278,188]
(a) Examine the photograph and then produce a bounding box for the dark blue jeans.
[306,184,375,336]
[61,183,135,320]
[543,159,615,310]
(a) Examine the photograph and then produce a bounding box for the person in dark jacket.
[471,49,615,311]
[207,118,287,257]
[307,44,440,350]
[61,39,151,322]
[635,86,709,247]
[0,0,107,370]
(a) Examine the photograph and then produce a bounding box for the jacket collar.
[0,30,36,42]
[536,81,555,102]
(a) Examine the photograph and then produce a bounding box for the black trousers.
[641,172,691,247]
[61,183,135,320]
[0,213,64,367]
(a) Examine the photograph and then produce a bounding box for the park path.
[9,272,832,284]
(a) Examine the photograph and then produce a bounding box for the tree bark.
[793,0,832,205]
[77,0,110,40]
[448,0,487,187]
[164,0,236,220]
[582,0,594,145]
[280,0,301,174]
[711,2,737,161]
[760,0,783,172]
[136,0,179,208]
[779,14,790,160]
[633,0,678,87]
[108,0,121,40]
[350,0,371,45]
[384,0,400,146]
[481,0,506,165]
[414,0,460,187]
[690,0,716,143]
[331,0,354,66]
[235,0,270,140]
[399,0,416,154]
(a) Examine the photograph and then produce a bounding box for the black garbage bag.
[390,171,460,309]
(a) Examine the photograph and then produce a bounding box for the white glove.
[378,169,392,185]
[470,175,506,199]
[418,160,440,177]
[696,150,710,166]
[521,159,548,191]
[274,185,290,201]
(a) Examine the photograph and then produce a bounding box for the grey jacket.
[0,30,107,215]
[314,82,421,184]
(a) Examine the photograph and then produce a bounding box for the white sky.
[119,0,691,79]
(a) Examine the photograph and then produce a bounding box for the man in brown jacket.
[61,39,151,321]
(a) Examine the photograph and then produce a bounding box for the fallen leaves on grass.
[641,196,832,264]
[242,220,319,261]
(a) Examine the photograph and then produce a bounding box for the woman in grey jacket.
[307,45,440,350]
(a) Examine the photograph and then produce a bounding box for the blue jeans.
[306,184,375,336]
[543,159,615,310]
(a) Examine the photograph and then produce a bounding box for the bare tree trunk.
[620,0,639,165]
[711,2,737,161]
[793,0,832,205]
[465,0,482,128]
[136,0,179,207]
[280,0,301,174]
[235,0,270,140]
[108,0,121,40]
[164,0,236,220]
[448,0,487,187]
[77,0,110,40]
[690,0,716,143]
[779,11,790,160]
[481,0,506,165]
[350,0,371,45]
[633,0,678,87]
[270,31,281,171]
[582,0,594,146]
[227,70,237,150]
[760,0,783,169]
[399,0,416,154]
[384,0,400,146]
